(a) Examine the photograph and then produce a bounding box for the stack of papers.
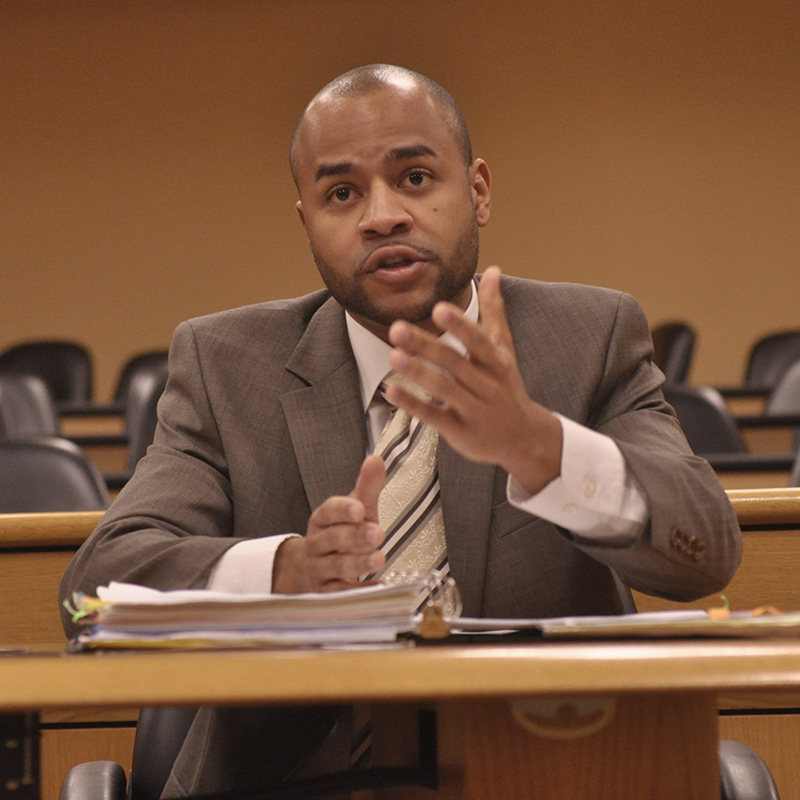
[70,579,431,650]
[450,609,800,639]
[69,581,800,652]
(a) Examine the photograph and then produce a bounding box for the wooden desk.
[4,491,800,799]
[5,640,800,800]
[0,512,135,799]
[635,488,800,615]
[0,512,103,648]
[636,487,800,800]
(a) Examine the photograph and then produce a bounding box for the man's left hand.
[386,266,563,496]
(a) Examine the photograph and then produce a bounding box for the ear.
[469,159,492,227]
[296,200,306,229]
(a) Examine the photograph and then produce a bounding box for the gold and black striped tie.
[368,374,449,590]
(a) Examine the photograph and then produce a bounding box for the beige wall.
[1,0,798,400]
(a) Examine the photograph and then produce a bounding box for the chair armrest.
[735,413,800,428]
[715,387,772,399]
[705,453,796,472]
[60,760,127,800]
[719,739,781,800]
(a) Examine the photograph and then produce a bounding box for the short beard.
[311,223,479,328]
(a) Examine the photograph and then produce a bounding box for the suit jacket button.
[692,541,707,561]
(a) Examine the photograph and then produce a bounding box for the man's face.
[293,84,491,340]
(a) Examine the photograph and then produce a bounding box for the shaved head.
[290,64,472,185]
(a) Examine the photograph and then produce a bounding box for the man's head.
[291,64,491,341]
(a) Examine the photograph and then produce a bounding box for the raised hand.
[385,266,563,495]
[272,454,386,593]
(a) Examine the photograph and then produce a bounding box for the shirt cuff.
[206,533,300,593]
[507,415,648,544]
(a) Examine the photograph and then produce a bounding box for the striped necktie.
[352,377,452,771]
[369,374,449,587]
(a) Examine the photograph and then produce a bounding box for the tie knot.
[378,372,430,406]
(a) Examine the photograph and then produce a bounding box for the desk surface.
[4,639,800,712]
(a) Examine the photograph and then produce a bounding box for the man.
[60,64,741,796]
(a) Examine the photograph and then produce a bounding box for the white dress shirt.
[208,283,648,593]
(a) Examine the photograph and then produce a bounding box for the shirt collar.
[345,280,480,412]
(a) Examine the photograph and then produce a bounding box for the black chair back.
[0,341,92,404]
[663,384,747,455]
[0,438,109,512]
[745,331,800,390]
[114,351,169,408]
[651,322,696,384]
[766,359,800,452]
[0,374,59,439]
[125,362,169,473]
[128,707,198,800]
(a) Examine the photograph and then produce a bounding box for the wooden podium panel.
[421,694,718,800]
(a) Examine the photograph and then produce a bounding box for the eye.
[407,171,426,187]
[334,187,351,202]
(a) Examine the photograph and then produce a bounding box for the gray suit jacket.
[60,276,741,635]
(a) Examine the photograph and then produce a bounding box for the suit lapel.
[280,298,367,512]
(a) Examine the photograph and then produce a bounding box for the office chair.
[744,331,800,391]
[59,705,780,800]
[0,373,59,439]
[0,438,109,512]
[663,383,747,455]
[764,360,800,452]
[112,351,169,410]
[104,362,169,489]
[0,340,93,405]
[651,321,696,384]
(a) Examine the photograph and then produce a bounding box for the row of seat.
[652,323,800,390]
[4,325,800,401]
[0,341,168,408]
[664,366,800,456]
[0,363,168,509]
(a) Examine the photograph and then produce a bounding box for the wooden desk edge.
[726,487,800,526]
[5,641,800,712]
[0,511,104,548]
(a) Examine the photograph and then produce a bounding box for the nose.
[357,183,413,238]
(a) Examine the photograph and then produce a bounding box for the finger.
[306,520,384,557]
[389,320,471,375]
[381,380,469,442]
[426,302,510,370]
[308,495,366,530]
[313,548,385,583]
[388,330,497,400]
[475,266,515,350]
[350,454,385,523]
[386,351,489,421]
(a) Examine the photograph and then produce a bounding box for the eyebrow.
[315,162,354,182]
[386,144,437,162]
[313,144,438,183]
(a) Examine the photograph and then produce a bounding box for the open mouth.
[365,246,428,275]
[379,254,417,269]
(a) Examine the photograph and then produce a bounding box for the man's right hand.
[271,454,386,594]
